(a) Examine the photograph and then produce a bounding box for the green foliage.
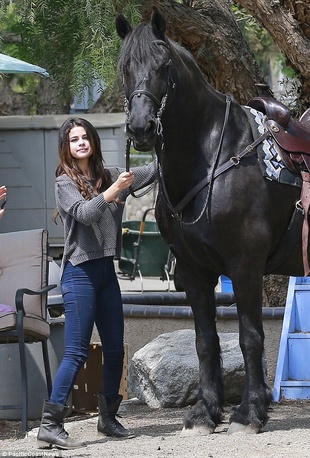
[0,1,299,112]
[0,2,20,56]
[1,1,142,109]
[0,2,47,112]
[130,149,153,166]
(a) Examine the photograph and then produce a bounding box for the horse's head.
[116,8,175,152]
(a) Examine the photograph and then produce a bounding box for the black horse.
[116,9,310,434]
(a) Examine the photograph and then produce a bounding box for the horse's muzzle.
[126,118,158,152]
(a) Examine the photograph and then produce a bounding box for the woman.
[37,117,157,450]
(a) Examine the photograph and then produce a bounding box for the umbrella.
[0,53,49,76]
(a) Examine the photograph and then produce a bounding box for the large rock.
[129,329,245,407]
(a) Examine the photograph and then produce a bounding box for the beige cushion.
[0,229,50,340]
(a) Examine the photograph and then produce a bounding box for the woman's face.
[69,126,93,163]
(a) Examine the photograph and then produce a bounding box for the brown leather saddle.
[248,96,310,174]
[248,95,310,275]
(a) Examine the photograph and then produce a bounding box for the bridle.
[124,58,175,148]
[123,58,175,197]
[124,87,168,175]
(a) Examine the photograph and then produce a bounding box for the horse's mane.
[118,21,202,77]
[118,22,167,69]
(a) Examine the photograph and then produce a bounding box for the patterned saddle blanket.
[243,106,302,188]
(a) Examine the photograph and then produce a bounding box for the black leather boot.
[37,400,87,449]
[97,394,135,439]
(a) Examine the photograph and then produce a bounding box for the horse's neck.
[168,70,225,139]
[158,109,210,205]
[159,88,240,205]
[161,85,226,163]
[170,48,224,126]
[159,49,237,202]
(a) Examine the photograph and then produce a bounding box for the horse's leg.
[177,262,223,436]
[228,265,273,434]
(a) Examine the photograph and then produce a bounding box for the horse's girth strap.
[300,170,310,276]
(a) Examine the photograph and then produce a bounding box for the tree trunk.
[0,77,30,115]
[35,78,70,114]
[142,0,265,104]
[236,0,310,112]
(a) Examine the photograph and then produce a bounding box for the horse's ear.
[115,13,132,39]
[151,7,166,39]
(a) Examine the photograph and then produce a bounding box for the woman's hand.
[115,171,135,190]
[103,171,134,203]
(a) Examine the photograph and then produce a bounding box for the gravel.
[1,399,310,458]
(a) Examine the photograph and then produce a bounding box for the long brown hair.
[53,117,112,222]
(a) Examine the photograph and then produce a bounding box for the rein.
[162,129,269,218]
[159,96,269,220]
[157,97,269,266]
[125,137,157,199]
[125,82,269,216]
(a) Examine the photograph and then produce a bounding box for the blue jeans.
[49,257,124,406]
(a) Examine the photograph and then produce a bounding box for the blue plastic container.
[221,275,234,293]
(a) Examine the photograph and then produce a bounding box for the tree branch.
[236,0,310,78]
[0,31,22,44]
[141,0,264,104]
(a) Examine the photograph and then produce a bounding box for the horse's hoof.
[227,422,260,435]
[180,425,215,437]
